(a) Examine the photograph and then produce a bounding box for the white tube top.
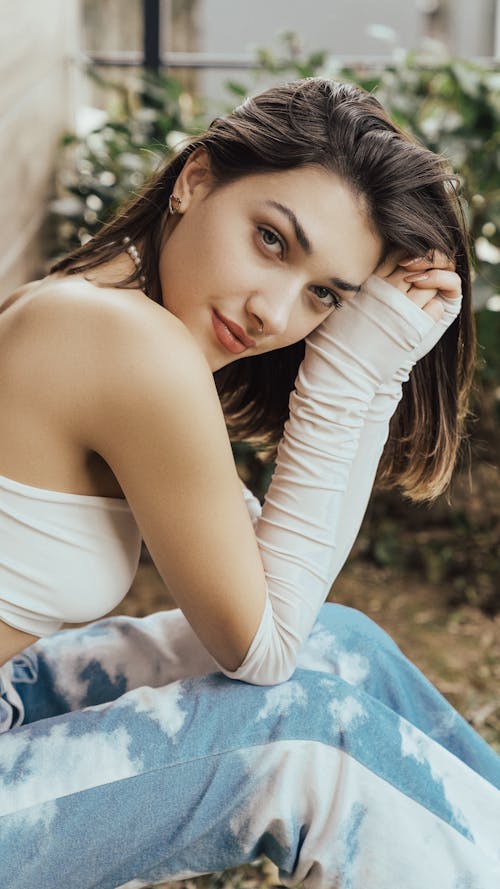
[0,473,142,637]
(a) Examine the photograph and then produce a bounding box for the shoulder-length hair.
[51,78,475,502]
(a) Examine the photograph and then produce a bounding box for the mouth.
[211,309,256,355]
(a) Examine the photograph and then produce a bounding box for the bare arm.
[82,299,268,672]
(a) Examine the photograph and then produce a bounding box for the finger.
[380,268,439,309]
[399,250,455,272]
[384,268,439,302]
[403,268,462,299]
[430,250,455,271]
[398,250,435,269]
[407,286,440,310]
[384,267,413,291]
[424,296,445,323]
[375,250,409,278]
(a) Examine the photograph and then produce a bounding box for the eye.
[257,226,286,257]
[311,286,343,310]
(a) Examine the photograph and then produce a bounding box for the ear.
[172,147,213,212]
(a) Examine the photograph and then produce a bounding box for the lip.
[211,309,256,355]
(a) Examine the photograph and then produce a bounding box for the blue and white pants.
[0,603,499,888]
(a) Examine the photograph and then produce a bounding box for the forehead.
[232,166,382,279]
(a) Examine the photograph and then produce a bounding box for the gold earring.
[168,194,182,215]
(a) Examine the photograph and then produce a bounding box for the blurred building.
[0,1,78,296]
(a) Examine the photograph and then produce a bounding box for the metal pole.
[143,0,161,73]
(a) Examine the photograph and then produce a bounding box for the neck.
[79,249,146,293]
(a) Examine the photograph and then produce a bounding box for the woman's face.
[158,155,382,372]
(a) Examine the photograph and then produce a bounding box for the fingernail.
[399,256,427,266]
[405,272,429,281]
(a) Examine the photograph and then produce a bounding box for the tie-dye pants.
[0,603,499,889]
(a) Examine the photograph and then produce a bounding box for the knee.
[316,603,401,658]
[316,602,381,635]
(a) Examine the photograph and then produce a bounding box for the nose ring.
[258,319,264,334]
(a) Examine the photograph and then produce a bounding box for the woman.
[0,78,498,888]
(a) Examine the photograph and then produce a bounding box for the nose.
[245,283,298,338]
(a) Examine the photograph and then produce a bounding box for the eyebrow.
[264,200,362,294]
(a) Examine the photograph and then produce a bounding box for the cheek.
[189,222,248,287]
[298,305,334,339]
[280,309,330,349]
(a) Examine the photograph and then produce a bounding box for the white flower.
[475,237,500,264]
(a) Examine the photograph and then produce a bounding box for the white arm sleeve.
[239,286,461,548]
[318,286,463,572]
[219,277,461,685]
[240,482,262,529]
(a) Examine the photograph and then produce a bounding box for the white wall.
[197,0,421,105]
[451,0,497,57]
[195,0,498,106]
[0,0,79,298]
[200,0,421,57]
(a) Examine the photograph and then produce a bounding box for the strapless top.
[0,472,142,637]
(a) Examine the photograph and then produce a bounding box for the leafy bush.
[47,68,205,257]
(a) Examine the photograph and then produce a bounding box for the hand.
[365,251,463,423]
[376,250,462,325]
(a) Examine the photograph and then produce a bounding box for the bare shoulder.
[22,273,192,356]
[89,289,221,435]
[47,278,225,452]
[68,279,216,420]
[20,275,215,435]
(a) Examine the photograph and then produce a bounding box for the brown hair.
[51,78,475,501]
